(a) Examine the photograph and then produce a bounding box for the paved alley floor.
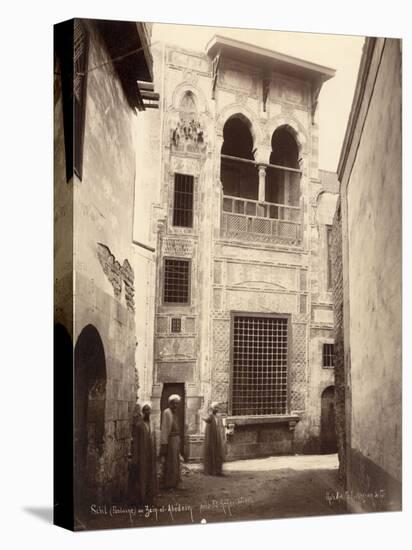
[78,454,348,531]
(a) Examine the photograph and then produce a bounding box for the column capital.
[254,144,271,164]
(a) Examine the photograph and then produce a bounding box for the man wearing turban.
[202,402,226,476]
[159,394,182,489]
[129,402,158,505]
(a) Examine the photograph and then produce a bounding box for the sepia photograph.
[53,15,402,532]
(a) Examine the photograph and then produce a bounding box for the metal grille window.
[171,318,182,333]
[163,259,190,304]
[232,316,288,415]
[323,343,335,368]
[173,174,194,227]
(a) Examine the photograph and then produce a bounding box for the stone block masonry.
[331,199,345,483]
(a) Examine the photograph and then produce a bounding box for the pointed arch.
[217,103,262,147]
[265,123,302,207]
[74,324,107,506]
[171,82,208,114]
[265,116,308,158]
[270,125,300,169]
[220,112,259,200]
[179,90,197,124]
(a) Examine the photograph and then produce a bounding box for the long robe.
[129,416,158,504]
[203,413,225,475]
[160,407,181,488]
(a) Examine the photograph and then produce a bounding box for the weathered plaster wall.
[73,24,139,502]
[131,45,164,415]
[54,51,73,336]
[331,199,345,482]
[340,38,402,510]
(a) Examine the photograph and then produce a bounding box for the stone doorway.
[320,386,337,454]
[74,324,107,506]
[160,383,186,458]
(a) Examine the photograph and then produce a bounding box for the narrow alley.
[77,454,346,530]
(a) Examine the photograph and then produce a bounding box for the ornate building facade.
[141,36,339,460]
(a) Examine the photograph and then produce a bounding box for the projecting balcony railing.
[221,195,302,244]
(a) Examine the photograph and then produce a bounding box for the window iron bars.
[323,343,335,368]
[173,174,194,228]
[163,259,190,304]
[232,316,288,416]
[171,317,182,333]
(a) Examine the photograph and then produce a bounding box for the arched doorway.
[320,386,337,454]
[74,325,107,506]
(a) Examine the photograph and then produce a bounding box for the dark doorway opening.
[160,383,186,459]
[74,325,107,507]
[320,385,337,454]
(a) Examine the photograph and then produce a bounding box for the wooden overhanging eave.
[206,34,335,85]
[96,19,154,110]
[206,34,335,118]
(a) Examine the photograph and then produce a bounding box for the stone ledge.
[226,414,301,428]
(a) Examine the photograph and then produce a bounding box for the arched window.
[220,119,302,244]
[220,115,258,200]
[266,125,301,207]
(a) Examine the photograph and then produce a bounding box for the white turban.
[141,402,152,410]
[211,402,219,409]
[168,394,181,403]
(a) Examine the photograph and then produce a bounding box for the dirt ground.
[78,454,348,531]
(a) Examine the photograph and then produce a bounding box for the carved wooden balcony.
[221,195,302,245]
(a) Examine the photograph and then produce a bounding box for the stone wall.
[71,23,140,504]
[305,184,337,454]
[225,424,294,461]
[331,199,345,483]
[131,45,164,416]
[338,38,402,511]
[54,39,74,523]
[54,42,73,336]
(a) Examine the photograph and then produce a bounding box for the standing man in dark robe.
[159,394,182,489]
[129,403,158,505]
[203,402,226,476]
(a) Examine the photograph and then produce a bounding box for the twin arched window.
[220,115,301,208]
